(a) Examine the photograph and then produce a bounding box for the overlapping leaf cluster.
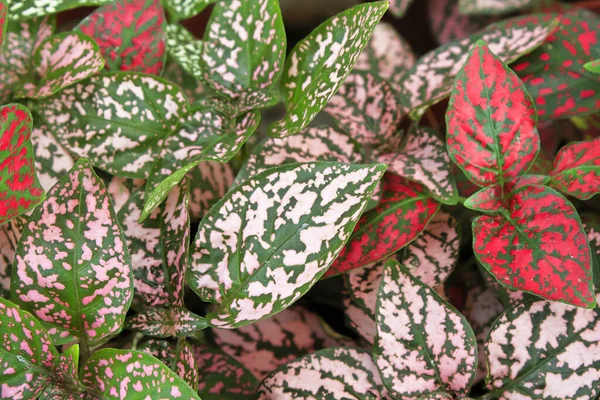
[1,0,600,399]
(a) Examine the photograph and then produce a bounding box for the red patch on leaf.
[549,137,600,200]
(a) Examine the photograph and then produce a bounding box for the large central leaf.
[187,162,385,329]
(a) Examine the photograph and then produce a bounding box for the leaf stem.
[457,196,468,204]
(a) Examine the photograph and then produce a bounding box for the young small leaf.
[188,162,385,328]
[173,340,199,391]
[257,347,384,399]
[473,184,595,308]
[379,127,458,203]
[77,0,166,75]
[0,104,45,225]
[127,306,208,337]
[485,296,600,399]
[584,59,600,74]
[0,298,59,399]
[374,261,477,398]
[326,173,440,277]
[446,41,539,187]
[549,137,600,200]
[37,72,188,179]
[268,1,388,137]
[11,159,134,345]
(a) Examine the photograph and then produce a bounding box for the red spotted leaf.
[514,10,600,120]
[0,298,60,400]
[473,184,595,308]
[11,159,134,346]
[446,41,540,187]
[374,261,478,398]
[0,0,7,47]
[464,175,549,213]
[549,137,600,200]
[326,173,440,277]
[78,0,166,75]
[0,104,44,226]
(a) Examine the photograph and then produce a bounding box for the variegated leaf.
[77,0,166,75]
[9,0,114,20]
[0,0,6,47]
[165,0,213,19]
[31,119,75,192]
[374,261,477,398]
[162,60,207,104]
[428,0,495,45]
[459,0,539,15]
[0,298,59,400]
[473,184,595,308]
[81,349,201,399]
[582,214,600,289]
[354,22,415,91]
[194,344,259,399]
[39,344,84,399]
[189,161,234,221]
[11,159,134,345]
[268,1,388,137]
[326,173,440,277]
[485,295,600,399]
[400,13,557,118]
[549,137,600,200]
[379,127,458,203]
[464,175,549,213]
[478,260,537,309]
[342,289,376,343]
[201,0,285,111]
[257,347,384,399]
[514,10,600,120]
[345,261,383,322]
[127,307,208,337]
[165,24,203,81]
[389,0,414,18]
[213,306,348,380]
[235,125,364,185]
[172,340,198,391]
[0,104,45,225]
[584,59,600,74]
[141,108,260,220]
[188,162,386,329]
[20,32,105,99]
[37,72,188,179]
[446,41,539,187]
[0,217,24,297]
[323,70,402,150]
[137,338,174,362]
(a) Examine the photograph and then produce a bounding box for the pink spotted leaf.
[473,184,595,308]
[549,137,600,200]
[374,261,477,398]
[342,289,377,343]
[446,40,540,188]
[188,161,235,221]
[326,173,440,277]
[172,340,199,391]
[0,216,25,297]
[78,0,166,75]
[39,345,85,399]
[0,104,45,225]
[30,120,75,192]
[127,306,208,338]
[459,0,539,15]
[11,158,134,346]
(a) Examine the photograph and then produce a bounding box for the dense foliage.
[1,0,600,398]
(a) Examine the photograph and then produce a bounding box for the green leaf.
[11,158,134,346]
[187,162,386,329]
[234,125,365,186]
[0,104,45,225]
[9,0,114,20]
[389,0,414,18]
[81,349,201,399]
[459,0,539,15]
[374,261,477,398]
[584,58,600,74]
[268,1,388,137]
[36,72,188,179]
[165,0,213,19]
[201,0,286,111]
[127,306,208,337]
[484,295,600,399]
[172,340,199,391]
[141,108,260,221]
[165,23,203,81]
[0,298,60,399]
[195,344,258,399]
[257,347,384,399]
[0,216,24,297]
[19,32,105,99]
[31,118,75,191]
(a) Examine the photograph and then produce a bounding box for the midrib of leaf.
[73,177,89,361]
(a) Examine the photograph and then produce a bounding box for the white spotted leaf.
[201,0,286,112]
[36,72,188,179]
[268,1,388,137]
[188,161,235,221]
[374,261,477,398]
[19,32,105,99]
[257,347,385,399]
[459,0,540,16]
[31,119,75,192]
[81,349,201,399]
[9,0,114,20]
[165,0,213,19]
[141,108,260,221]
[165,24,203,82]
[11,158,134,347]
[0,298,60,399]
[485,295,600,399]
[187,161,386,329]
